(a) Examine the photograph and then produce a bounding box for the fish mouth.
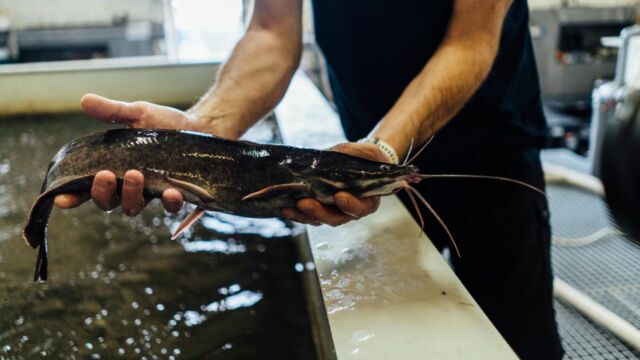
[393,165,420,184]
[358,165,419,197]
[360,178,410,197]
[404,173,422,184]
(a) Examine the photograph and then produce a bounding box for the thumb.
[81,94,144,126]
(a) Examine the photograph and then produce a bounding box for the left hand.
[54,94,203,214]
[281,142,387,227]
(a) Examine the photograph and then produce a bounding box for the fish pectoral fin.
[171,208,205,240]
[242,183,310,201]
[165,177,215,201]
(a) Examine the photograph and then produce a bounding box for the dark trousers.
[398,142,564,360]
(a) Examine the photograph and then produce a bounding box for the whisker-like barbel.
[417,174,546,196]
[404,187,425,238]
[405,135,434,166]
[408,186,461,258]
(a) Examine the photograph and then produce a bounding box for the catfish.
[24,129,543,281]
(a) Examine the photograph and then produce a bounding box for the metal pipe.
[543,162,604,196]
[554,278,640,351]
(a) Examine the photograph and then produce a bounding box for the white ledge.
[0,58,220,115]
[275,72,517,359]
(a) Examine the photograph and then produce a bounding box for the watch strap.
[361,137,399,164]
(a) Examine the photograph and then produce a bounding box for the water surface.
[0,115,321,359]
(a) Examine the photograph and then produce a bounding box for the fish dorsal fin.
[171,208,205,240]
[166,177,215,201]
[242,183,310,201]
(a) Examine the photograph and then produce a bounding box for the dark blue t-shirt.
[311,0,547,156]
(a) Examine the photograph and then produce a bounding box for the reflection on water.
[0,115,318,359]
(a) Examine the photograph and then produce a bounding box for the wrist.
[186,108,242,140]
[360,137,400,164]
[367,117,423,162]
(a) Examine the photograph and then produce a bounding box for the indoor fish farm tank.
[0,114,335,359]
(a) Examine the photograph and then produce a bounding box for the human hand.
[54,94,197,214]
[281,142,387,227]
[80,93,201,130]
[54,170,183,215]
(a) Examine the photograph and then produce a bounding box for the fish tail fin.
[34,234,48,282]
[23,193,55,281]
[24,175,95,282]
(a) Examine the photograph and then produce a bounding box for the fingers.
[334,192,380,218]
[161,188,184,213]
[81,94,145,126]
[120,170,145,216]
[60,170,181,216]
[91,170,146,215]
[91,170,119,211]
[283,193,379,227]
[54,193,91,209]
[281,208,322,226]
[295,198,355,227]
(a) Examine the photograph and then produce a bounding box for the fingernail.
[125,208,139,217]
[299,204,314,214]
[281,208,293,217]
[344,211,360,219]
[55,195,71,208]
[336,196,349,208]
[124,177,140,188]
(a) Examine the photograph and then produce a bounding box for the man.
[56,0,563,358]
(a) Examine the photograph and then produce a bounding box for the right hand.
[282,142,385,227]
[54,94,201,215]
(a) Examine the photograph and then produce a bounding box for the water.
[0,115,323,359]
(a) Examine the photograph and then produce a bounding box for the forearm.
[188,0,302,139]
[371,38,497,158]
[188,31,301,139]
[370,0,511,160]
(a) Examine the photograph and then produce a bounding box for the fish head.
[342,163,420,197]
[290,153,420,199]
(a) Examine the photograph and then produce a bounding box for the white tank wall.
[0,0,165,29]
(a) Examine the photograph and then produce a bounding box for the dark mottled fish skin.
[24,129,418,281]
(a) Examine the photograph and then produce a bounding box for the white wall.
[0,0,165,29]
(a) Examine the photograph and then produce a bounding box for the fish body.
[24,129,418,281]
